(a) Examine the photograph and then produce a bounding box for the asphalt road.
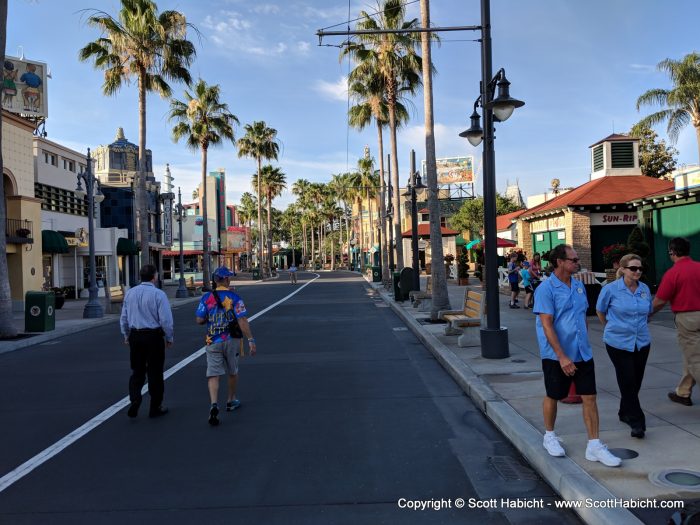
[0,271,580,525]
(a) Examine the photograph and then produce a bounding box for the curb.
[0,296,201,355]
[366,277,643,525]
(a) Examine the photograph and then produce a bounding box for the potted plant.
[602,243,628,280]
[457,250,469,285]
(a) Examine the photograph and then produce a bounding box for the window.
[62,159,76,172]
[44,151,58,166]
[440,216,446,227]
[421,213,429,222]
[611,142,634,168]
[592,144,604,172]
[34,183,88,216]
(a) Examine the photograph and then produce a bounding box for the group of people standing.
[507,251,544,309]
[119,265,257,426]
[535,238,700,468]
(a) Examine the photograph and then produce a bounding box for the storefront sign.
[590,212,638,226]
[65,228,88,247]
[422,156,474,185]
[530,214,565,233]
[226,226,247,253]
[162,194,174,247]
[2,56,49,118]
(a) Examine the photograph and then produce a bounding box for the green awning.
[42,230,69,254]
[456,234,467,246]
[117,237,138,256]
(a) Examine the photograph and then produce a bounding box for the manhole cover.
[489,456,539,481]
[650,469,700,490]
[416,318,447,325]
[609,448,639,459]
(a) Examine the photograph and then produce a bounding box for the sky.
[7,0,700,210]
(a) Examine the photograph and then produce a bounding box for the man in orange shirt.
[652,237,700,406]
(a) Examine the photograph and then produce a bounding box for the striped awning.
[41,230,69,254]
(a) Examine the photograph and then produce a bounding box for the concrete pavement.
[367,274,698,525]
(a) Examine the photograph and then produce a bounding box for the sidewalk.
[368,275,698,525]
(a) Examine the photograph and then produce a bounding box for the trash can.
[393,271,402,301]
[252,268,261,280]
[372,266,381,282]
[399,267,415,300]
[25,291,56,332]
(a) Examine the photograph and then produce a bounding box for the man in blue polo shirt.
[534,244,621,467]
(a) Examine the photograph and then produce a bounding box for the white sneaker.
[543,433,565,457]
[585,441,621,467]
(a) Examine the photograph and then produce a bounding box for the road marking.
[392,327,408,331]
[0,274,320,494]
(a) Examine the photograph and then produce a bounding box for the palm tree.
[0,0,15,339]
[343,0,423,270]
[635,52,700,163]
[291,178,312,266]
[79,0,196,266]
[237,121,280,274]
[254,165,287,272]
[419,0,450,317]
[358,155,378,260]
[238,192,257,270]
[169,79,238,286]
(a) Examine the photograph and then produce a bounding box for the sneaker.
[208,404,220,426]
[585,441,621,467]
[226,399,241,411]
[509,304,520,309]
[543,433,565,457]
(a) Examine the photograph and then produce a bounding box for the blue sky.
[7,0,700,209]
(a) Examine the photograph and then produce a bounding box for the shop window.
[557,231,566,240]
[536,234,544,241]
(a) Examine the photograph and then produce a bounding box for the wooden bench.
[409,276,432,310]
[437,289,486,347]
[108,285,124,304]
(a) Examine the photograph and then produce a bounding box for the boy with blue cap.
[196,266,257,426]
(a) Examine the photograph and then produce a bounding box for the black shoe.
[668,392,693,406]
[127,402,140,418]
[631,428,645,439]
[149,406,169,418]
[509,304,520,309]
[209,404,220,426]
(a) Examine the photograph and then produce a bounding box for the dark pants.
[128,329,165,411]
[606,343,650,430]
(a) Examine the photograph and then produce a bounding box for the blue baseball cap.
[212,266,235,279]
[522,261,530,267]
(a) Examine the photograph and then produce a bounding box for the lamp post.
[459,0,524,359]
[174,187,188,298]
[402,149,427,293]
[75,148,104,319]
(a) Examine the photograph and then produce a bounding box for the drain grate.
[650,469,700,491]
[489,456,539,481]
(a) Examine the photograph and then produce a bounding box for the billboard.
[422,156,474,185]
[3,56,48,118]
[226,226,247,253]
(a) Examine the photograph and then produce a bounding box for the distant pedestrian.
[120,264,174,419]
[196,266,257,426]
[596,254,652,438]
[534,244,621,467]
[530,252,543,280]
[507,253,521,308]
[652,237,700,407]
[520,261,534,309]
[289,263,298,284]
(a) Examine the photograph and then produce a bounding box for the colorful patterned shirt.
[195,287,248,345]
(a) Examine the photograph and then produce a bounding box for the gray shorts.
[206,339,240,377]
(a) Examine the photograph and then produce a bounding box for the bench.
[437,289,486,347]
[109,285,124,304]
[409,276,432,310]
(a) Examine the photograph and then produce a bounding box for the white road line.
[0,274,320,494]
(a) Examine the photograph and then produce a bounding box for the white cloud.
[252,4,280,15]
[629,63,656,73]
[297,41,311,54]
[314,76,348,102]
[399,123,479,160]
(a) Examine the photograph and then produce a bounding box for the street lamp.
[459,0,525,359]
[402,149,427,293]
[75,148,104,319]
[174,187,188,298]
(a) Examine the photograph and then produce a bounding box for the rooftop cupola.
[589,134,642,180]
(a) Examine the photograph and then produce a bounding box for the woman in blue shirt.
[596,254,653,439]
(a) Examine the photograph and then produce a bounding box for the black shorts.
[510,282,519,292]
[542,358,596,399]
[524,285,534,294]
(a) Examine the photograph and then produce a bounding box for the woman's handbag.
[211,289,243,339]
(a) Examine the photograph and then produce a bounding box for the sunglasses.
[625,266,643,272]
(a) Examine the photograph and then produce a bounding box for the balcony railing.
[5,218,34,244]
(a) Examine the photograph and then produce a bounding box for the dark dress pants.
[606,343,650,430]
[128,329,165,411]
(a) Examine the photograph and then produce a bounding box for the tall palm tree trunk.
[255,158,263,271]
[0,0,17,338]
[345,209,351,268]
[330,214,335,270]
[378,124,389,282]
[357,200,365,269]
[200,145,211,286]
[266,191,273,272]
[388,99,403,269]
[310,222,315,269]
[301,221,307,266]
[420,0,450,317]
[137,74,150,269]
